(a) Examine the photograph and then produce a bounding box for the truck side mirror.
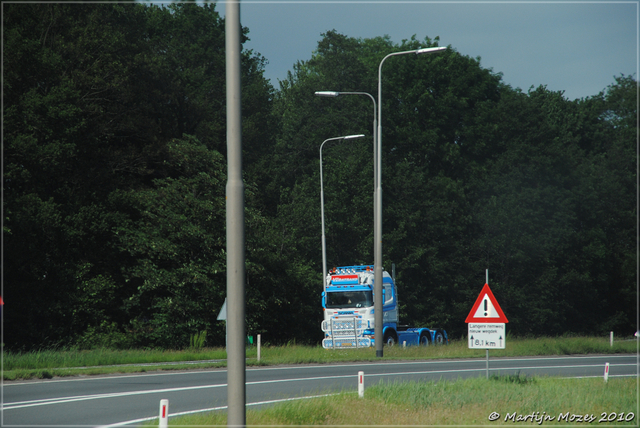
[322,291,326,308]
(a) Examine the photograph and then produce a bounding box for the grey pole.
[314,92,377,194]
[314,91,378,354]
[314,92,377,271]
[225,1,245,426]
[486,268,489,378]
[319,134,366,295]
[376,46,446,358]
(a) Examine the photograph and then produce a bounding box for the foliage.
[270,30,636,339]
[3,2,274,350]
[2,5,636,351]
[189,330,207,349]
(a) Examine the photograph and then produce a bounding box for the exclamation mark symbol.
[484,298,488,317]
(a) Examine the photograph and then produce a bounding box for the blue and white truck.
[321,265,448,349]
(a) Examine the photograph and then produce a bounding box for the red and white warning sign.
[465,283,508,323]
[466,283,508,349]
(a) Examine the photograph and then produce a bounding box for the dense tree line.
[3,3,636,351]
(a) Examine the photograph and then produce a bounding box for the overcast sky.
[217,1,638,100]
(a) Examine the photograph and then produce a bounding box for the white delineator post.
[159,399,169,428]
[257,334,261,362]
[358,371,364,398]
[604,363,609,382]
[610,331,614,347]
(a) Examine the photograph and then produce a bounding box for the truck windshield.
[326,291,373,309]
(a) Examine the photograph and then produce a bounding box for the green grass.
[2,348,229,380]
[3,347,228,370]
[3,335,636,380]
[143,376,638,425]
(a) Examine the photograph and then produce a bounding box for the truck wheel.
[419,331,430,346]
[434,329,445,345]
[383,331,397,347]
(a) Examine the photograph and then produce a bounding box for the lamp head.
[415,46,447,55]
[315,91,340,97]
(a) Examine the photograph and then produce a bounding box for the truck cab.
[321,265,397,348]
[321,265,448,349]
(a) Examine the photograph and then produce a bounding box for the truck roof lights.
[331,265,378,274]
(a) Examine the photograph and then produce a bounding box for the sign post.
[466,271,508,378]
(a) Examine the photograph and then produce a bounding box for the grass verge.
[145,376,637,425]
[3,335,637,381]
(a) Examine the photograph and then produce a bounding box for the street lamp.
[315,91,378,260]
[374,46,446,358]
[320,134,366,295]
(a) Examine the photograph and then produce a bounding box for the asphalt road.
[3,354,636,427]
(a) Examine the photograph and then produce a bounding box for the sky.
[217,1,638,101]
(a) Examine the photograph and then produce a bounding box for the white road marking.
[4,362,636,410]
[4,354,634,386]
[96,394,338,427]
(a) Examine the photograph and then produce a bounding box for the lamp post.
[320,134,365,295]
[225,0,245,424]
[375,46,446,357]
[314,91,378,286]
[314,92,377,191]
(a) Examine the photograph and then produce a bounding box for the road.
[3,354,636,427]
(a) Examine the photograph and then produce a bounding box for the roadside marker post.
[257,334,261,361]
[358,371,364,398]
[604,363,609,382]
[610,331,613,347]
[159,399,169,428]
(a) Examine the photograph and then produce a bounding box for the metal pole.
[486,269,489,379]
[331,318,335,350]
[354,317,358,349]
[375,51,412,358]
[486,349,489,379]
[373,150,382,358]
[320,142,328,293]
[314,91,377,277]
[375,46,446,358]
[319,135,365,295]
[225,1,245,425]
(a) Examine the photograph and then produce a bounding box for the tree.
[4,2,153,349]
[4,10,635,348]
[3,2,276,349]
[270,30,637,339]
[469,79,637,336]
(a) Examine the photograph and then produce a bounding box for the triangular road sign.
[217,298,227,321]
[465,283,508,323]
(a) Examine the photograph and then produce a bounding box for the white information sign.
[468,323,506,349]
